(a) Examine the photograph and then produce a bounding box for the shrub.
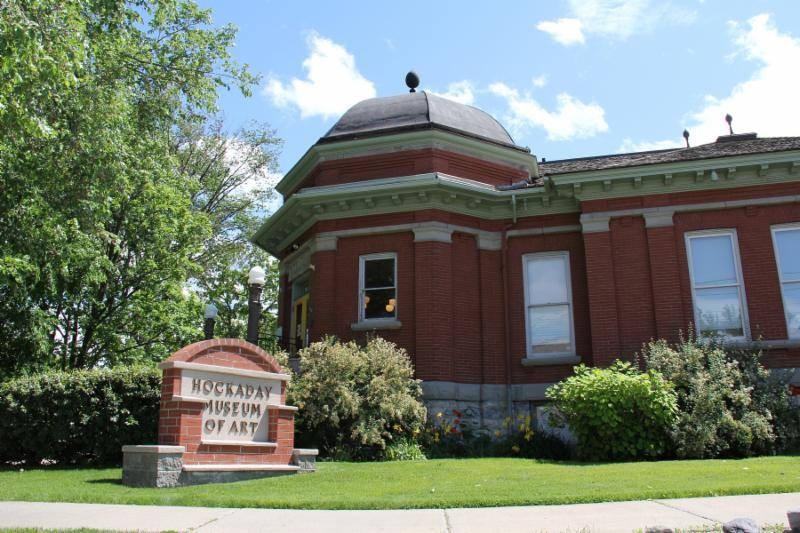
[384,437,427,461]
[0,365,161,465]
[290,337,427,460]
[642,335,800,458]
[546,361,678,461]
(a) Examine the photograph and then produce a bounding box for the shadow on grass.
[86,478,123,485]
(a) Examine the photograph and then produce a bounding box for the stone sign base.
[122,445,317,487]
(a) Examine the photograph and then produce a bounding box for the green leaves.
[643,335,798,458]
[0,365,161,465]
[546,361,678,461]
[290,337,427,460]
[0,0,274,376]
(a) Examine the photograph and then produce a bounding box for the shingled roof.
[538,135,800,176]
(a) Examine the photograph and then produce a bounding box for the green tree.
[173,117,281,340]
[0,0,267,377]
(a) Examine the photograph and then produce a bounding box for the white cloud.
[489,82,608,141]
[428,81,476,105]
[684,13,800,144]
[264,32,376,119]
[532,74,549,88]
[536,18,585,46]
[618,138,683,153]
[537,0,696,45]
[221,138,282,197]
[621,14,800,150]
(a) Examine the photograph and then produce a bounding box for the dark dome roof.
[321,91,525,151]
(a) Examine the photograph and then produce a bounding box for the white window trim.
[358,252,398,323]
[685,229,750,341]
[770,222,800,340]
[522,251,576,359]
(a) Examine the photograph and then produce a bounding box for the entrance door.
[290,294,309,354]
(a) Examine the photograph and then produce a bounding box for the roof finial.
[405,71,420,93]
[683,129,690,148]
[725,113,734,135]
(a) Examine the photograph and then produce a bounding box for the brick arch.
[164,338,284,374]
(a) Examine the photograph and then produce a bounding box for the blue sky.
[199,0,800,180]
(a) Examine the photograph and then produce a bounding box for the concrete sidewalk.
[1,493,797,533]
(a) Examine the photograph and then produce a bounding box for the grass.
[1,456,799,510]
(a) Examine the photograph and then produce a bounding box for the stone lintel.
[413,223,453,243]
[476,232,502,251]
[314,234,338,252]
[580,214,610,233]
[643,209,676,228]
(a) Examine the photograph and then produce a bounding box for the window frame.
[358,252,398,323]
[684,228,750,341]
[522,251,576,359]
[770,222,800,340]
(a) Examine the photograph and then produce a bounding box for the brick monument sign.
[122,338,317,487]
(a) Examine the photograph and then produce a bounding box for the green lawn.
[1,456,799,510]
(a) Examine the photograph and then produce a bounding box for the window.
[359,253,397,321]
[523,252,575,357]
[685,230,749,339]
[771,224,800,339]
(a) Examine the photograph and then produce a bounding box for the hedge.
[0,365,161,466]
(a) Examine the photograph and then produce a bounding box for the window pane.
[695,286,744,337]
[690,235,738,287]
[526,255,568,305]
[783,282,800,339]
[364,258,394,288]
[775,229,800,282]
[529,304,571,354]
[364,288,396,319]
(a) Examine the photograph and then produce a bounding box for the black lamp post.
[247,266,265,345]
[203,302,217,340]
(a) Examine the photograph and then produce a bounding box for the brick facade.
[274,155,800,393]
[257,98,800,427]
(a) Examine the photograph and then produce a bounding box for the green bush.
[0,365,161,465]
[642,336,800,458]
[384,437,427,461]
[546,361,678,461]
[290,337,427,460]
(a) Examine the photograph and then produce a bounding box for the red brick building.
[253,87,800,427]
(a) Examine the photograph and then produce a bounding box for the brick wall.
[279,190,800,390]
[287,147,528,197]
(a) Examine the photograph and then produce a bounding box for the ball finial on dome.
[405,71,420,93]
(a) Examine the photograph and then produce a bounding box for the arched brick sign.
[156,339,296,468]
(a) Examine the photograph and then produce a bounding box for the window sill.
[351,319,402,331]
[724,339,800,350]
[521,355,581,367]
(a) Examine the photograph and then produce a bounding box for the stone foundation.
[122,445,318,487]
[291,448,319,473]
[122,445,184,488]
[420,381,573,443]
